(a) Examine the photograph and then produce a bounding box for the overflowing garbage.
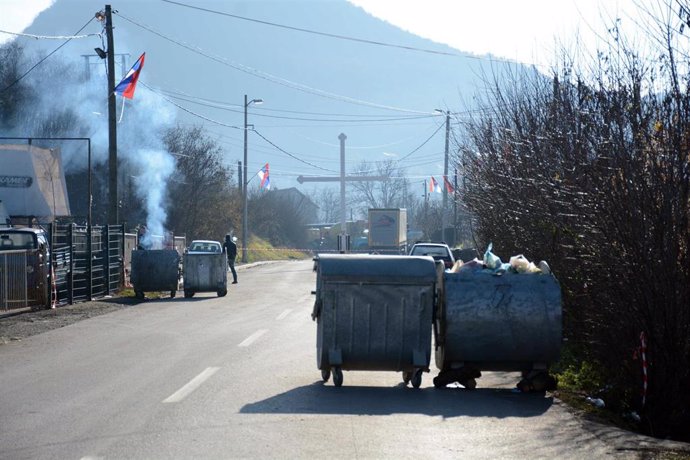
[449,243,551,275]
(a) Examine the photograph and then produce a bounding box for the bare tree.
[164,125,239,242]
[350,159,409,213]
[456,3,690,440]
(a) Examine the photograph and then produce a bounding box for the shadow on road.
[240,382,553,419]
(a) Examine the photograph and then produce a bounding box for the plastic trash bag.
[483,243,502,270]
[509,254,541,274]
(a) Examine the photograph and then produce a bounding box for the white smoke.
[131,148,176,248]
[0,44,179,237]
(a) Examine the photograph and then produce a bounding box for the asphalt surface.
[1,260,688,459]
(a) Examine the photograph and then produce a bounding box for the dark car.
[409,242,455,269]
[0,227,52,308]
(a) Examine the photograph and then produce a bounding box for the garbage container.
[183,252,227,298]
[131,249,180,299]
[312,254,437,387]
[435,270,562,381]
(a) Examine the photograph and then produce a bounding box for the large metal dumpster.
[130,249,180,299]
[435,270,562,384]
[183,252,227,298]
[312,254,438,387]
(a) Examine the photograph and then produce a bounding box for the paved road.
[0,260,666,459]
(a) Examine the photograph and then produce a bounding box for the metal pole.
[242,95,248,263]
[339,133,347,253]
[442,113,450,243]
[106,5,118,224]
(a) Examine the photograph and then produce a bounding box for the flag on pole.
[114,52,145,99]
[258,163,270,190]
[430,176,442,193]
[443,175,455,194]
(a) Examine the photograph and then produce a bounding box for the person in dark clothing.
[223,235,238,284]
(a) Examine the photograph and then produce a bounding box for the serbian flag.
[114,52,145,99]
[258,163,270,190]
[443,175,455,194]
[430,176,442,193]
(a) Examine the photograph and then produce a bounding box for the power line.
[140,81,242,129]
[161,0,468,58]
[0,30,102,40]
[161,91,435,123]
[252,129,337,173]
[0,17,95,93]
[114,11,431,114]
[396,122,446,162]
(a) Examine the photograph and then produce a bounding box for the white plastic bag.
[509,254,541,274]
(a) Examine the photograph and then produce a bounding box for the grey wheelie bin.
[312,254,438,388]
[131,249,181,299]
[183,252,228,298]
[434,269,562,388]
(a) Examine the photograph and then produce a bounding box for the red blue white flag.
[430,176,442,193]
[258,163,270,190]
[443,175,455,194]
[114,52,145,99]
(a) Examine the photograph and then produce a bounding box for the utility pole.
[105,4,118,224]
[442,112,450,242]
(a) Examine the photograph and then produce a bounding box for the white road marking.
[162,367,220,403]
[238,329,268,347]
[276,309,292,320]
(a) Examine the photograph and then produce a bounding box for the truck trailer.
[367,208,407,254]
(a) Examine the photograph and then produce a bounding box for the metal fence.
[0,250,28,311]
[48,224,126,305]
[1,224,187,312]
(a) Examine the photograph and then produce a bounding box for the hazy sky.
[1,0,636,67]
[349,0,637,67]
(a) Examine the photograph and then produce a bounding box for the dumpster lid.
[317,254,437,281]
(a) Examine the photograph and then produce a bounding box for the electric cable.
[0,17,95,93]
[161,0,466,58]
[252,129,337,173]
[114,11,431,114]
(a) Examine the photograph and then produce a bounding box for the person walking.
[223,235,238,284]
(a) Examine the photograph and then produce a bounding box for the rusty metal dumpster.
[434,269,562,387]
[130,249,180,299]
[183,252,227,298]
[312,254,437,387]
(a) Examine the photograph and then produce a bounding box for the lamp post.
[242,94,263,263]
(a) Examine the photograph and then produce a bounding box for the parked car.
[408,242,455,269]
[186,240,223,254]
[0,227,52,308]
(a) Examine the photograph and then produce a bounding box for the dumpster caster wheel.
[333,367,343,387]
[135,290,144,300]
[321,368,331,382]
[411,369,423,388]
[217,289,227,297]
[402,371,412,385]
[184,290,194,298]
[170,290,176,298]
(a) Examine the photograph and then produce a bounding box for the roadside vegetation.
[455,2,690,442]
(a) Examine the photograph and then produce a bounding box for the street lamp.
[242,94,263,263]
[435,109,451,243]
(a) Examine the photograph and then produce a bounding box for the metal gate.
[48,224,125,305]
[0,250,28,311]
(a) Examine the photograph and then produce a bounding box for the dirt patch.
[0,296,140,344]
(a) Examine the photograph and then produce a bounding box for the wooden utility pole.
[105,4,118,224]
